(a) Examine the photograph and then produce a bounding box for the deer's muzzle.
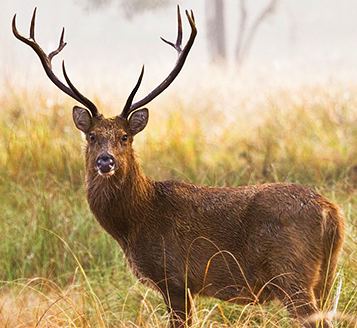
[96,153,116,175]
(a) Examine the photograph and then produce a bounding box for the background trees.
[81,0,279,65]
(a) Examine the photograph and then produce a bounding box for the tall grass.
[0,81,356,327]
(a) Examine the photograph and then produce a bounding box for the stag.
[13,7,344,328]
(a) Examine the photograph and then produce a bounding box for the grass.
[0,79,356,327]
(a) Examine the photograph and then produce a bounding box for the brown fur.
[83,116,344,328]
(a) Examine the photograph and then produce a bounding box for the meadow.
[0,76,356,327]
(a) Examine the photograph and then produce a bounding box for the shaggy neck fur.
[85,152,154,245]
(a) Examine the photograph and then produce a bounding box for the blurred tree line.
[81,0,279,65]
[83,0,170,17]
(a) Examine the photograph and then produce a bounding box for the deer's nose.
[96,153,115,174]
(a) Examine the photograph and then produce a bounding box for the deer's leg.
[162,289,191,328]
[275,284,331,328]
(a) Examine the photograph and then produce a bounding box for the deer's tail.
[314,204,344,309]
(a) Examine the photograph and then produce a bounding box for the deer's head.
[13,7,196,180]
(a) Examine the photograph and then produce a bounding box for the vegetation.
[0,79,356,327]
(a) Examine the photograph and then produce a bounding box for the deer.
[13,7,344,328]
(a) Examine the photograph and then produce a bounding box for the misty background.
[1,0,357,106]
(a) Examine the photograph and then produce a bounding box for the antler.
[12,8,100,118]
[120,5,197,119]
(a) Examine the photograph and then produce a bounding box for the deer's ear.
[128,108,149,135]
[72,106,92,133]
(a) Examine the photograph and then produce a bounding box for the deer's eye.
[88,133,96,143]
[121,134,128,143]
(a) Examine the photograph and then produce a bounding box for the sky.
[1,0,357,94]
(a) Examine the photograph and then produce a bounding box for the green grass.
[0,83,356,327]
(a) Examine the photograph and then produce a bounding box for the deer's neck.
[86,157,154,244]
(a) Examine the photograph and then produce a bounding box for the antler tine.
[120,6,197,119]
[188,10,196,27]
[160,5,182,53]
[120,66,145,119]
[12,9,100,118]
[49,28,66,60]
[62,61,99,115]
[29,7,36,40]
[176,5,183,47]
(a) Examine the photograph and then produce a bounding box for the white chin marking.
[98,170,115,177]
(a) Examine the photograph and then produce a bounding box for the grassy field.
[0,80,356,327]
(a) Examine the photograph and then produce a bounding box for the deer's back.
[153,181,330,235]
